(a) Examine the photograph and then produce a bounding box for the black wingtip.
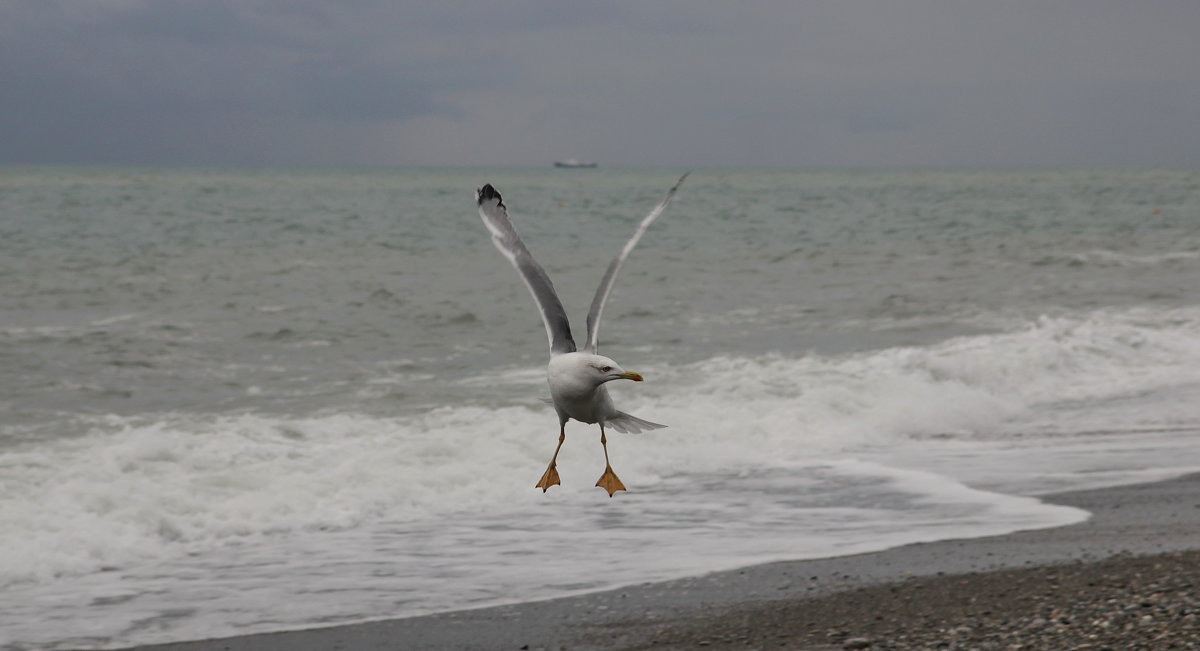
[476,183,503,206]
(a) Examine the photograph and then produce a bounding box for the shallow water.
[2,167,1199,649]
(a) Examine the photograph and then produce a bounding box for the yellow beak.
[619,371,644,382]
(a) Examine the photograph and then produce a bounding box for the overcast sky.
[2,1,1198,168]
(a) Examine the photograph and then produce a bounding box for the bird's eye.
[600,366,613,373]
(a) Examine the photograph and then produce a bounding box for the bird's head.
[580,354,643,385]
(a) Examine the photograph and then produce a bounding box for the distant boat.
[554,159,597,168]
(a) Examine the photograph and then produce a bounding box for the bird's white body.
[547,352,620,425]
[546,352,663,434]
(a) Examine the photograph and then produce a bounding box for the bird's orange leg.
[595,425,626,497]
[535,424,566,492]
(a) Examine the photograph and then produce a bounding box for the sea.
[2,166,1199,649]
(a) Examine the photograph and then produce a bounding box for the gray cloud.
[1,1,1198,167]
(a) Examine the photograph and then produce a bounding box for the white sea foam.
[1036,248,1200,268]
[0,409,541,588]
[88,313,141,327]
[4,307,1199,585]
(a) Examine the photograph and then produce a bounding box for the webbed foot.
[535,464,561,493]
[595,465,626,497]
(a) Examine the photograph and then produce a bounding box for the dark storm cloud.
[1,1,1198,167]
[293,66,458,122]
[101,1,246,44]
[0,1,474,164]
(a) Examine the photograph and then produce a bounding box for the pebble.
[638,550,1200,651]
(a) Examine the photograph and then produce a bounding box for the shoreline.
[122,473,1200,650]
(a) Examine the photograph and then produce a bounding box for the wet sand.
[122,473,1200,650]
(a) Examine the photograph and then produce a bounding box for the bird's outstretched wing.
[584,173,688,354]
[477,184,577,355]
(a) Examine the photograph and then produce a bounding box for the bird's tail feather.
[604,411,666,434]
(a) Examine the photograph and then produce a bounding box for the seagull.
[476,174,688,496]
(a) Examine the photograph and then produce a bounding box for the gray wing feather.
[584,173,688,354]
[604,410,667,434]
[477,184,577,355]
